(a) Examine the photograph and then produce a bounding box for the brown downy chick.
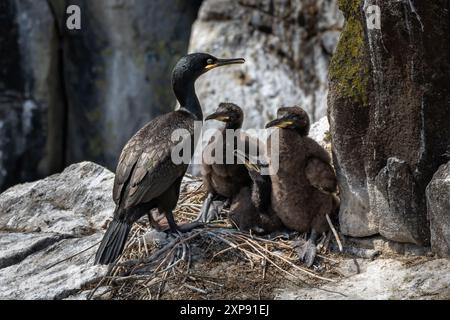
[266,106,339,267]
[197,103,252,223]
[228,151,284,234]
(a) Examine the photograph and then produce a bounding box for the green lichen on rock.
[329,0,370,105]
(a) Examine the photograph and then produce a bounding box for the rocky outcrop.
[0,162,112,299]
[0,0,64,192]
[309,116,331,155]
[0,0,202,192]
[426,163,450,258]
[328,0,450,244]
[189,0,344,130]
[276,258,450,300]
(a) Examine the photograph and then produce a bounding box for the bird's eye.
[207,58,214,65]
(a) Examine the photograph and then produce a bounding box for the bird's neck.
[251,174,271,212]
[174,81,203,120]
[224,120,243,130]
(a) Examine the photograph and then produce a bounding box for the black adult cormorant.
[265,106,339,267]
[196,103,253,223]
[95,53,245,265]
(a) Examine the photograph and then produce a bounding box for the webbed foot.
[298,239,317,268]
[297,230,318,267]
[195,193,226,223]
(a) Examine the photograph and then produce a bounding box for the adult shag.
[265,106,339,267]
[95,53,245,265]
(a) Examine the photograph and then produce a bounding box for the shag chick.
[228,152,284,234]
[197,103,253,222]
[95,53,245,265]
[265,106,339,267]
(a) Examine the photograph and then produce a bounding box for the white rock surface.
[309,116,330,149]
[0,232,65,269]
[0,162,114,235]
[276,258,450,300]
[0,162,113,300]
[0,234,107,300]
[189,0,344,130]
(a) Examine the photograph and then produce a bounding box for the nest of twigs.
[87,176,343,300]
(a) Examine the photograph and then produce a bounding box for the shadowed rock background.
[0,0,202,191]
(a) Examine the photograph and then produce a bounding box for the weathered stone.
[0,162,114,299]
[328,0,450,244]
[344,235,430,257]
[309,116,331,155]
[0,162,114,236]
[189,0,344,131]
[276,258,450,300]
[0,0,64,192]
[0,161,209,299]
[0,232,66,269]
[58,0,202,169]
[0,234,107,300]
[426,163,450,257]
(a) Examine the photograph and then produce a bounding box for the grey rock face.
[0,232,65,269]
[60,0,202,169]
[309,116,331,155]
[328,0,450,244]
[0,0,64,192]
[0,162,114,236]
[426,163,450,257]
[189,0,344,130]
[0,162,112,300]
[0,234,107,300]
[276,258,450,300]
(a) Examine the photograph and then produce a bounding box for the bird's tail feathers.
[94,219,131,265]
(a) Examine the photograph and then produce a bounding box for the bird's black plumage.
[95,53,245,265]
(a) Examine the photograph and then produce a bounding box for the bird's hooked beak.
[205,57,246,71]
[265,118,295,129]
[205,112,230,122]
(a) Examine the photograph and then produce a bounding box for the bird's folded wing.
[305,157,337,194]
[113,131,189,209]
[124,144,187,209]
[113,137,141,205]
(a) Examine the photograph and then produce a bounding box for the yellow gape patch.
[205,63,219,70]
[277,120,295,128]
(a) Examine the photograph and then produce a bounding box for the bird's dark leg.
[164,210,179,233]
[208,198,226,221]
[147,212,157,229]
[195,192,214,223]
[195,193,226,223]
[164,210,205,233]
[298,229,319,267]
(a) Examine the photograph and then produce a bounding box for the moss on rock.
[329,0,370,106]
